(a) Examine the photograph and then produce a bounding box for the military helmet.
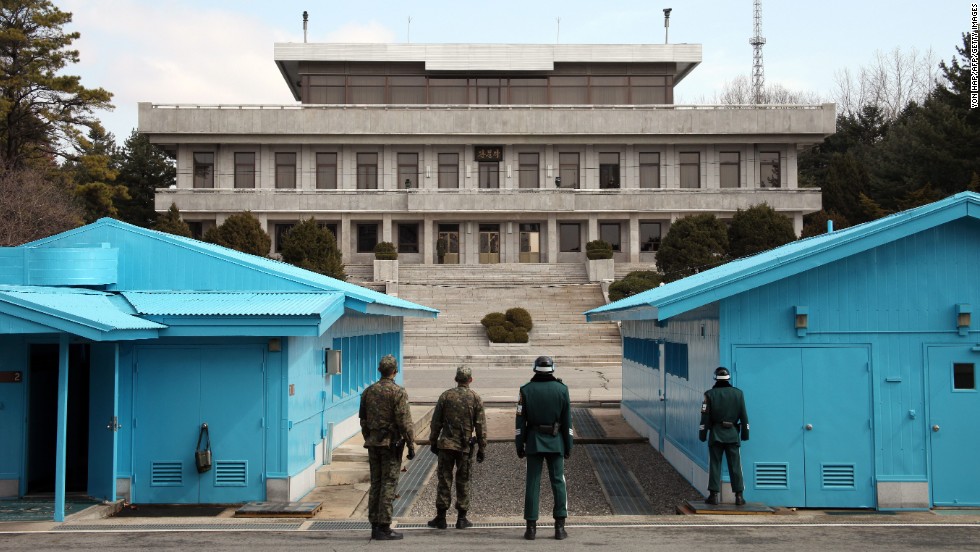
[533,355,555,373]
[714,366,731,381]
[455,365,473,382]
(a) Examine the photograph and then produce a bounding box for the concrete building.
[586,192,980,510]
[0,219,435,520]
[140,43,834,265]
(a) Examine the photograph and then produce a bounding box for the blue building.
[586,192,980,510]
[0,219,436,520]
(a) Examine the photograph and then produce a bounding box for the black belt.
[533,423,561,436]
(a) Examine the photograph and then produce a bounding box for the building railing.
[157,187,818,195]
[148,103,831,112]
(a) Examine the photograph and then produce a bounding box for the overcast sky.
[59,0,968,143]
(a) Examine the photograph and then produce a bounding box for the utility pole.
[749,0,766,104]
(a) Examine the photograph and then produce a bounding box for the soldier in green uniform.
[360,354,415,540]
[698,366,749,506]
[515,356,573,541]
[426,366,488,530]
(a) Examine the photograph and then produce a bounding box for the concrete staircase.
[396,263,622,378]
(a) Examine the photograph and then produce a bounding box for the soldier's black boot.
[371,524,385,539]
[375,524,403,540]
[427,508,448,529]
[735,492,746,506]
[705,492,720,505]
[523,520,536,540]
[554,517,568,540]
[455,509,472,529]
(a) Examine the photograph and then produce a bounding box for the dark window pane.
[479,162,499,188]
[234,152,255,189]
[954,363,975,390]
[275,153,297,189]
[599,223,621,251]
[519,153,539,188]
[357,224,378,253]
[357,153,378,189]
[397,223,420,253]
[558,152,579,189]
[720,151,740,189]
[760,151,781,188]
[193,152,214,188]
[438,153,459,188]
[430,79,468,103]
[639,152,660,188]
[349,75,385,103]
[599,152,620,189]
[640,222,662,252]
[508,78,547,104]
[559,223,581,252]
[680,152,700,189]
[274,223,295,253]
[316,152,337,189]
[397,153,418,189]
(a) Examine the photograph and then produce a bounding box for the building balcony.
[154,187,822,215]
[139,102,836,145]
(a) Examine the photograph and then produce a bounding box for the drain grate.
[585,444,655,515]
[308,520,372,531]
[392,444,437,517]
[397,521,554,529]
[572,408,606,440]
[57,522,302,531]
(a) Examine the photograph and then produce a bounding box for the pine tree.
[153,203,192,238]
[203,211,271,257]
[115,130,175,227]
[655,214,729,283]
[280,218,347,280]
[64,126,129,222]
[727,204,797,259]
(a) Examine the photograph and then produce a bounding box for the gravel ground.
[617,443,704,514]
[407,441,701,518]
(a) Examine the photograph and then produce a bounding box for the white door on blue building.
[735,346,874,508]
[927,345,980,507]
[133,346,266,504]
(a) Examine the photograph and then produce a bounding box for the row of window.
[272,220,663,255]
[192,151,781,190]
[302,75,672,106]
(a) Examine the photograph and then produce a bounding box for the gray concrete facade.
[141,43,833,266]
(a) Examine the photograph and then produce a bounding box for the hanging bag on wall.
[195,423,212,473]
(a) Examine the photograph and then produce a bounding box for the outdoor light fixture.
[663,8,672,44]
[794,306,808,337]
[957,304,971,336]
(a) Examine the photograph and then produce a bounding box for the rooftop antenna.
[750,0,766,104]
[302,11,308,43]
[663,8,672,44]
[407,16,411,43]
[556,17,561,44]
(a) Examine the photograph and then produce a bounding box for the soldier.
[426,365,488,530]
[360,354,416,540]
[515,356,572,541]
[698,366,750,506]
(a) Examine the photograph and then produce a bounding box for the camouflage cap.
[378,354,398,375]
[455,365,472,383]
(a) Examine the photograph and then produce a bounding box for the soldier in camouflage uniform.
[360,354,415,540]
[426,366,487,530]
[699,366,749,506]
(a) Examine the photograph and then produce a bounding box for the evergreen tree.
[280,217,347,280]
[727,204,797,259]
[115,130,175,227]
[203,211,271,257]
[801,210,850,238]
[153,203,192,238]
[655,214,729,283]
[0,0,112,169]
[64,125,128,222]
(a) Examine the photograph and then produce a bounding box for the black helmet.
[714,366,730,381]
[533,355,555,373]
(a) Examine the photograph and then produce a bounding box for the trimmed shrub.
[585,239,614,260]
[511,327,529,343]
[481,312,506,328]
[374,241,398,260]
[505,307,533,331]
[609,270,663,302]
[203,211,271,257]
[487,325,510,343]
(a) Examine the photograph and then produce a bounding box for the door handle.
[805,424,813,431]
[932,424,940,432]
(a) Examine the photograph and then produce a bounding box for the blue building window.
[664,342,689,380]
[332,332,401,400]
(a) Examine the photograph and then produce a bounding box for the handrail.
[149,103,830,112]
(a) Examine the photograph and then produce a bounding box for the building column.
[629,214,640,263]
[382,213,392,243]
[547,215,558,264]
[587,216,599,243]
[793,212,804,237]
[54,333,69,522]
[340,214,352,261]
[422,215,434,264]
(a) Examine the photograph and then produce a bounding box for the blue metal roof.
[0,285,165,340]
[122,291,344,316]
[586,191,980,322]
[23,219,438,319]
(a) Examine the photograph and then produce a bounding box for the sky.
[58,0,969,143]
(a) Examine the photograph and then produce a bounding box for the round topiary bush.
[487,325,510,343]
[505,307,533,331]
[586,240,614,260]
[374,241,398,260]
[481,312,507,328]
[608,270,663,302]
[511,327,529,343]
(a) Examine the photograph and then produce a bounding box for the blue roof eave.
[0,300,162,341]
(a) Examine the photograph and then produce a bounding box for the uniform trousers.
[523,452,567,521]
[436,449,473,511]
[708,442,744,493]
[367,446,402,524]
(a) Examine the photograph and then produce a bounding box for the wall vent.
[821,464,856,488]
[215,460,248,487]
[151,462,183,487]
[754,463,788,489]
